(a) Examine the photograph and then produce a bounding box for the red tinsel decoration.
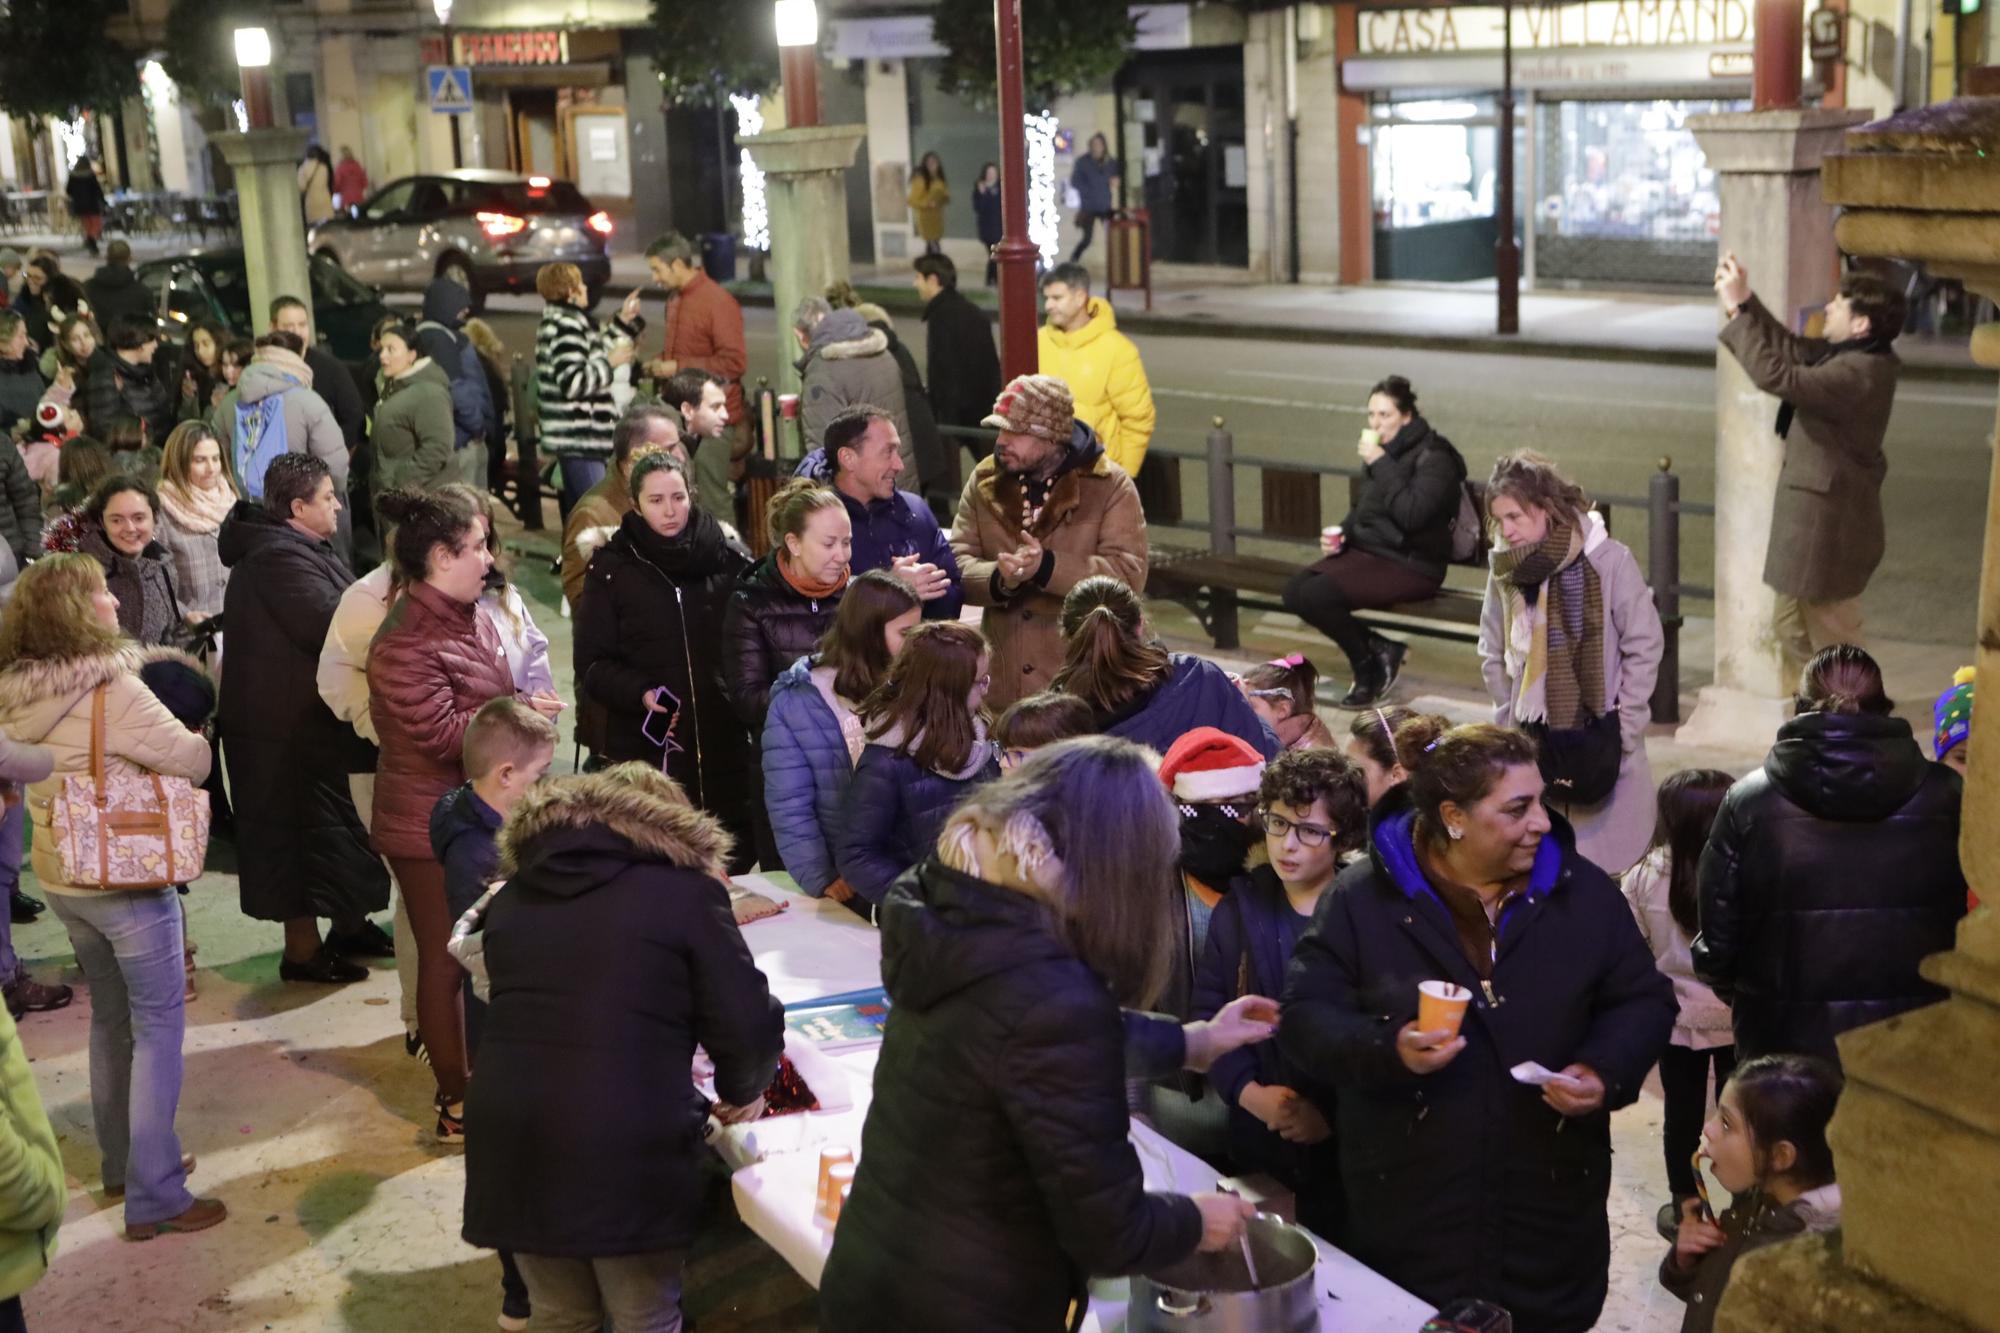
[42,511,83,554]
[761,1053,820,1117]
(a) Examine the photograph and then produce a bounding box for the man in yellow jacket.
[1036,263,1156,477]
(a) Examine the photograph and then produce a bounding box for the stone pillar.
[212,129,313,340]
[1676,108,1868,751]
[742,124,867,401]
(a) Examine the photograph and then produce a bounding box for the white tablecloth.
[724,875,1434,1329]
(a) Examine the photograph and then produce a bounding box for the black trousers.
[1658,1042,1735,1200]
[1071,211,1111,262]
[1281,550,1442,670]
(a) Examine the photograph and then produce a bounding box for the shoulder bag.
[48,686,211,889]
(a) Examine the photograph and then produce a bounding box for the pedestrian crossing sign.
[427,66,474,115]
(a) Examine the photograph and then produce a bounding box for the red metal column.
[781,47,822,128]
[993,0,1039,381]
[1753,0,1805,109]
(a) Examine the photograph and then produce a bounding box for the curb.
[726,284,1994,384]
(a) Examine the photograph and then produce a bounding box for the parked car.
[308,169,614,312]
[136,249,391,365]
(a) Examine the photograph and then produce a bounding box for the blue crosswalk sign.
[427,66,474,115]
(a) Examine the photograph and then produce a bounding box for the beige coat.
[1478,514,1663,876]
[560,466,634,608]
[950,439,1148,710]
[0,644,213,894]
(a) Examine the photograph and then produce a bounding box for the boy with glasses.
[1191,747,1369,1233]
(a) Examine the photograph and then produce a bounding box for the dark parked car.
[137,249,391,365]
[308,168,614,312]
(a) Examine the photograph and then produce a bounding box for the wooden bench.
[1141,467,1501,653]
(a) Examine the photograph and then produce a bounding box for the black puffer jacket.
[720,553,843,726]
[820,860,1204,1332]
[1342,414,1467,577]
[834,726,1001,905]
[574,508,757,872]
[1694,711,1966,1066]
[463,772,784,1258]
[1278,797,1675,1333]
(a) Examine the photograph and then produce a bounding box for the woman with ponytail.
[722,477,853,728]
[1052,575,1277,759]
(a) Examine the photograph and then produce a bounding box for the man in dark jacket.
[84,315,179,447]
[1694,674,1965,1067]
[1715,256,1905,681]
[820,407,962,619]
[219,453,390,984]
[463,768,782,1323]
[914,254,1001,465]
[82,240,154,331]
[414,276,498,483]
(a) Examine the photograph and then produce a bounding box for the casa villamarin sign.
[1359,0,1755,55]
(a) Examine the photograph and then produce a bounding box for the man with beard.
[949,373,1148,710]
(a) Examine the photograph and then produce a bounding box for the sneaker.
[5,976,74,1014]
[326,920,396,959]
[9,891,44,923]
[405,1030,428,1063]
[434,1095,466,1145]
[497,1291,530,1331]
[125,1195,227,1240]
[278,945,369,985]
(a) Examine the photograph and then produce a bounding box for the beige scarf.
[158,477,238,536]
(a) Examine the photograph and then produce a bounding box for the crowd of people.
[0,232,1977,1333]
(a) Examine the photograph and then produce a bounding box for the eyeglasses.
[1259,808,1335,849]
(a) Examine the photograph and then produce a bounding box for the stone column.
[742,124,867,401]
[1676,108,1867,751]
[213,128,313,341]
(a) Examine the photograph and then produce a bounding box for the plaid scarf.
[1489,513,1605,730]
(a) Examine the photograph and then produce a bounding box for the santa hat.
[1935,665,1974,762]
[34,402,63,432]
[1158,727,1266,803]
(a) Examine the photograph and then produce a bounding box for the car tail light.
[476,211,527,239]
[587,211,614,236]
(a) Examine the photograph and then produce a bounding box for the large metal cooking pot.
[1130,1211,1319,1333]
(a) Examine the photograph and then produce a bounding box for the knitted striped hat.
[1934,666,1974,762]
[982,374,1074,442]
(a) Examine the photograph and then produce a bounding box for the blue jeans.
[557,456,607,517]
[0,804,22,986]
[47,888,194,1224]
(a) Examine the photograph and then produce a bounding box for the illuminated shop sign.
[1359,0,1754,56]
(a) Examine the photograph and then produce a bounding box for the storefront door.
[1119,50,1248,267]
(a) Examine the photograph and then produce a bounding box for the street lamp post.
[992,0,1039,380]
[234,27,274,130]
[1494,0,1520,335]
[775,0,821,129]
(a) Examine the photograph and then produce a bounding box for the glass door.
[1119,52,1249,267]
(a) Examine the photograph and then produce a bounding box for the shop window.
[1369,96,1503,282]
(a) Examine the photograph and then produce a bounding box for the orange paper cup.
[1417,980,1471,1039]
[816,1146,853,1221]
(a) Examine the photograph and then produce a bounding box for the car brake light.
[587,210,614,236]
[476,211,527,239]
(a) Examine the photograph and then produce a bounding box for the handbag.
[48,686,211,889]
[1524,707,1623,806]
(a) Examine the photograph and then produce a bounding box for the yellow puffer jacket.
[1036,299,1156,477]
[0,1006,62,1301]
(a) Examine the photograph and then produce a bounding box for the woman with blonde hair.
[0,555,223,1239]
[1477,449,1663,875]
[534,261,640,514]
[154,421,240,620]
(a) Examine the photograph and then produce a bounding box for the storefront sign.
[1345,45,1741,90]
[450,30,569,66]
[827,16,945,59]
[1359,0,1753,56]
[1808,4,1844,61]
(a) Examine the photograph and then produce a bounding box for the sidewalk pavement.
[601,251,1987,380]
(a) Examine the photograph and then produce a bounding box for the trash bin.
[701,232,738,282]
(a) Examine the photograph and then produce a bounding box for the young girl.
[1343,705,1447,807]
[1239,654,1334,751]
[1190,748,1368,1231]
[992,691,1093,771]
[1663,1054,1844,1333]
[1624,768,1738,1238]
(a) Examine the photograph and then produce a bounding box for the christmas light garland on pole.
[1023,109,1061,266]
[731,93,770,253]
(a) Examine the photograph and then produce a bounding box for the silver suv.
[308,168,613,312]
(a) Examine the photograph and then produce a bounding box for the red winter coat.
[367,580,514,860]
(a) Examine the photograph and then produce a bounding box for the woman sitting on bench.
[1282,375,1468,707]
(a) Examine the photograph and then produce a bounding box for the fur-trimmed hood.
[0,641,204,745]
[498,770,733,889]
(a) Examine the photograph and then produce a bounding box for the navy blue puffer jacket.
[760,655,856,896]
[834,723,1000,905]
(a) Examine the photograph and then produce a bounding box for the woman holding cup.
[1281,375,1469,707]
[1278,721,1675,1333]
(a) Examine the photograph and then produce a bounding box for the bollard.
[1206,416,1240,650]
[1649,458,1681,725]
[510,358,543,530]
